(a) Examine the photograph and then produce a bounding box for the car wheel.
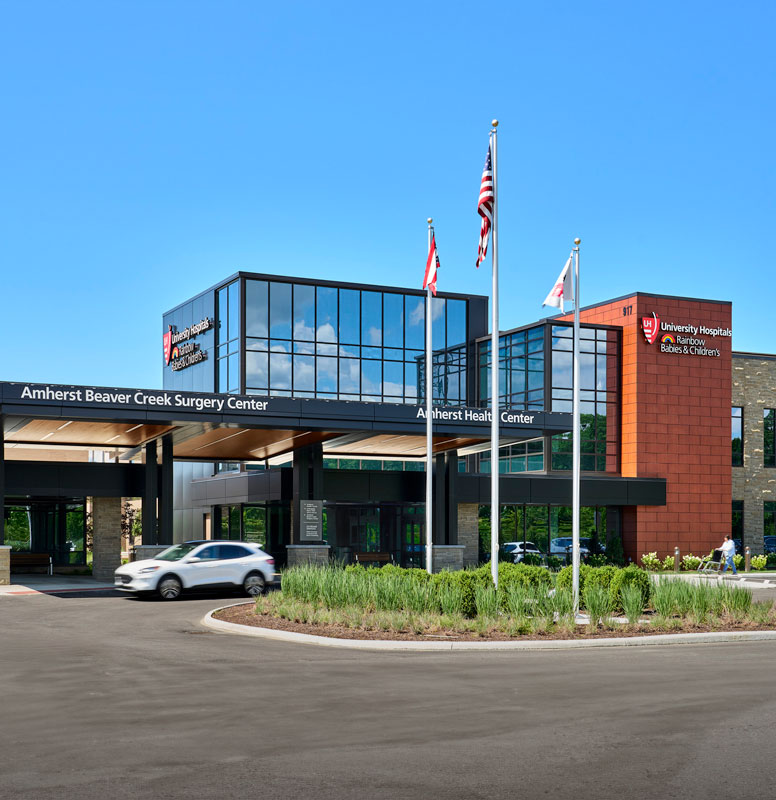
[243,572,266,597]
[158,575,182,600]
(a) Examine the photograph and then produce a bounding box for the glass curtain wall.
[244,279,467,403]
[4,499,86,565]
[478,325,545,410]
[213,502,287,565]
[477,504,613,562]
[475,322,620,473]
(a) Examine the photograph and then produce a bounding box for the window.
[732,407,743,466]
[764,409,775,468]
[218,544,251,559]
[732,501,743,539]
[477,439,544,473]
[217,281,241,393]
[765,502,776,537]
[216,505,242,540]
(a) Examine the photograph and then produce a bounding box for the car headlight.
[138,566,161,574]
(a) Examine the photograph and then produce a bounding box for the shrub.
[584,566,618,594]
[605,532,626,566]
[609,565,652,611]
[431,570,477,617]
[586,554,608,568]
[733,554,743,570]
[640,552,662,571]
[475,562,552,590]
[556,563,592,594]
[521,553,543,566]
[768,553,776,570]
[751,554,768,570]
[661,555,675,571]
[681,554,702,571]
[547,555,564,571]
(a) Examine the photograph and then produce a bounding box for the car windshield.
[155,543,202,562]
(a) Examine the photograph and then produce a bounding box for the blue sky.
[2,1,774,389]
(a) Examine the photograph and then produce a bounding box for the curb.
[202,605,776,652]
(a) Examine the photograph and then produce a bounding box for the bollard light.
[674,546,680,573]
[745,545,751,573]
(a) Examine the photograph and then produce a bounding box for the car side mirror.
[186,556,202,563]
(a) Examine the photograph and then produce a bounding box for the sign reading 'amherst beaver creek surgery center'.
[641,312,731,358]
[4,384,562,432]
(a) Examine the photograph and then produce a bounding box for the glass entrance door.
[401,515,425,568]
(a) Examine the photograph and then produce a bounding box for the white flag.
[542,254,574,313]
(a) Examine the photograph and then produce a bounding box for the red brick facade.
[565,293,732,563]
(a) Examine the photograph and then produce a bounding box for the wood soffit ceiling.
[3,418,488,460]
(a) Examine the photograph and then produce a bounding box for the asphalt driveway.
[1,590,774,799]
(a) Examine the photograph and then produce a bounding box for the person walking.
[719,535,738,576]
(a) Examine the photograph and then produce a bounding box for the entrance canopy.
[1,382,572,462]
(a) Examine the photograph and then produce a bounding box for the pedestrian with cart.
[719,535,738,575]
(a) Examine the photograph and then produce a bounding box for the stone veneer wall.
[732,355,776,554]
[457,504,479,567]
[286,545,330,566]
[92,497,122,581]
[432,545,465,572]
[0,546,10,586]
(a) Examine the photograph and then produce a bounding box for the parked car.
[501,541,543,563]
[764,536,776,555]
[550,537,591,557]
[114,541,276,600]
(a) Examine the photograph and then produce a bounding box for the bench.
[354,552,394,567]
[10,553,53,575]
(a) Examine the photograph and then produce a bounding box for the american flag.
[423,233,440,296]
[476,144,494,267]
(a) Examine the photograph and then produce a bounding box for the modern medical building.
[0,270,769,580]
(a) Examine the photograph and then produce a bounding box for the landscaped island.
[213,563,776,641]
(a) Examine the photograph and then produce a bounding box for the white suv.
[114,541,276,600]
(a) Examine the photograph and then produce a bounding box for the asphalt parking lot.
[2,589,776,800]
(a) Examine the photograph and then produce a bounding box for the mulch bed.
[213,603,776,642]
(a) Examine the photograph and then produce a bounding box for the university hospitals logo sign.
[641,313,660,344]
[163,318,213,371]
[163,328,173,365]
[641,311,730,359]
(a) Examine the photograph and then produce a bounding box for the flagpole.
[572,237,581,615]
[425,218,434,575]
[490,120,499,589]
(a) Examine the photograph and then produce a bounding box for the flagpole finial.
[491,119,499,128]
[574,238,581,245]
[427,218,433,225]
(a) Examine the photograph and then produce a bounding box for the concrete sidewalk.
[0,574,117,595]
